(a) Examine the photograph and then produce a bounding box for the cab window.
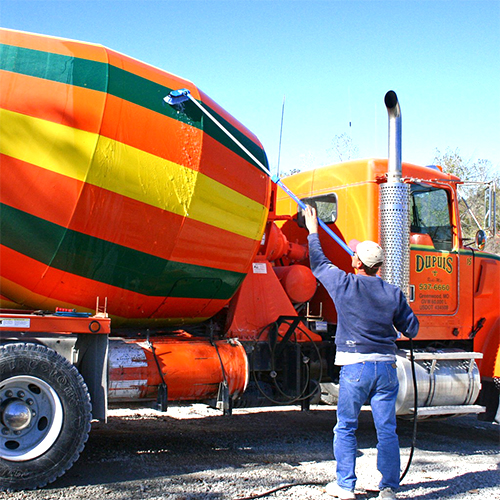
[298,194,338,227]
[411,185,453,251]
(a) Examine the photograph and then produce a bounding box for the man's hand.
[304,205,319,234]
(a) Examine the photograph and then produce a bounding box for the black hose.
[399,337,418,483]
[147,333,169,412]
[233,481,326,500]
[249,319,323,405]
[234,340,418,499]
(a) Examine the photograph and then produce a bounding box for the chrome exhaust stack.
[385,90,402,183]
[380,91,411,298]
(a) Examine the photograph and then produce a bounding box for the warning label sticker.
[252,263,267,274]
[0,318,30,328]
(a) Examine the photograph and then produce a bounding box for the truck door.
[409,184,459,316]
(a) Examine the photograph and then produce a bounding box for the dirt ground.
[1,404,498,500]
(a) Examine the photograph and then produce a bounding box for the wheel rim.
[0,375,64,461]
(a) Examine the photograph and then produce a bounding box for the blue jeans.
[334,361,400,492]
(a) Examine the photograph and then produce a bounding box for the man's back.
[308,233,418,355]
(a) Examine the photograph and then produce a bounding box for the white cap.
[349,239,384,268]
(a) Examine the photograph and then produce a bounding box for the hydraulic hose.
[249,319,323,405]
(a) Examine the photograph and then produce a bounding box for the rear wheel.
[0,343,91,491]
[477,379,500,422]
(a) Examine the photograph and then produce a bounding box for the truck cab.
[276,158,500,420]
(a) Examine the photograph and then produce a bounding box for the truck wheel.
[0,343,92,491]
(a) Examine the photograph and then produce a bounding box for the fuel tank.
[0,29,271,326]
[108,335,249,402]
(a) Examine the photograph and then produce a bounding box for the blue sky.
[1,0,499,176]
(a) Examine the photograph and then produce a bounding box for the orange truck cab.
[276,132,499,422]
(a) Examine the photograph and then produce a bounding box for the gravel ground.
[1,404,498,500]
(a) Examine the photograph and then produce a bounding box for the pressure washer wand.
[164,89,354,257]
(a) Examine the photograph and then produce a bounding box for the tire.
[477,380,500,422]
[0,342,92,491]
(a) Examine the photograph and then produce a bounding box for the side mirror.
[475,229,487,251]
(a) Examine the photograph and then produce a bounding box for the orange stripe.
[0,247,227,325]
[0,155,259,274]
[0,70,269,205]
[0,69,105,133]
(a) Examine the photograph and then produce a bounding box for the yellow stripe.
[0,110,97,181]
[0,109,267,240]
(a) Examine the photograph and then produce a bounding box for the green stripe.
[0,203,245,300]
[411,245,500,262]
[0,43,269,172]
[459,248,500,262]
[410,245,458,253]
[0,43,108,90]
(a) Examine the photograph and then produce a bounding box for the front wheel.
[0,342,92,491]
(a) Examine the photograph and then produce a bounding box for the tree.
[434,148,499,254]
[280,167,302,178]
[328,133,359,162]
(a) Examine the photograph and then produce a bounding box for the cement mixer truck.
[1,29,499,491]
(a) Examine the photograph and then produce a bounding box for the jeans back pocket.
[341,363,365,382]
[385,362,398,387]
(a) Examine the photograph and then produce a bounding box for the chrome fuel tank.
[396,349,482,416]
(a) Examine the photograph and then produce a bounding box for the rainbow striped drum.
[0,29,271,326]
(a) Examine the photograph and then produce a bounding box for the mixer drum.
[0,29,271,326]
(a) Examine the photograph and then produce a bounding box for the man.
[304,205,419,500]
